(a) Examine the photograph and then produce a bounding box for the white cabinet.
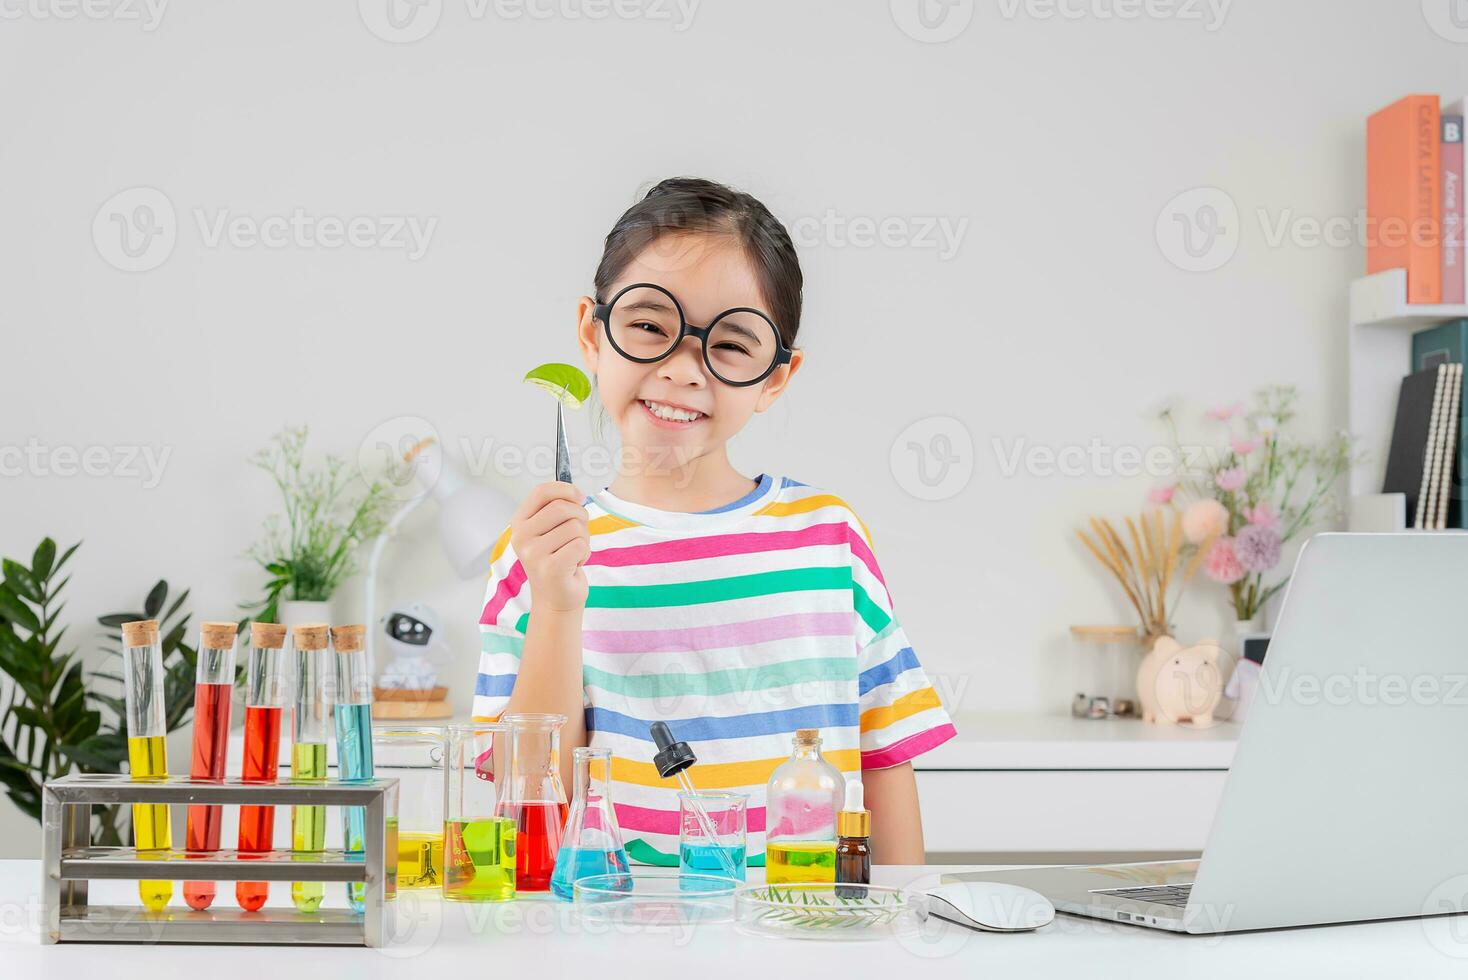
[914,713,1238,859]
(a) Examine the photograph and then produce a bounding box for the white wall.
[1,0,1459,856]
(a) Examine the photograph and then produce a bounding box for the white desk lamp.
[364,436,512,718]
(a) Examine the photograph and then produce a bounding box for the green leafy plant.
[247,426,391,622]
[0,537,210,845]
[0,539,101,826]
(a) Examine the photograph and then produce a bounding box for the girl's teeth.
[644,400,701,422]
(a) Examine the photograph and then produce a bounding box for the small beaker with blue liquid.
[679,791,747,886]
[550,747,631,900]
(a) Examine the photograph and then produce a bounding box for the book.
[1437,364,1464,528]
[1412,321,1468,527]
[1415,365,1449,528]
[1367,95,1442,303]
[1443,115,1464,304]
[1385,367,1447,519]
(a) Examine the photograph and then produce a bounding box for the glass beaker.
[550,747,630,900]
[678,792,748,884]
[443,723,516,902]
[495,713,568,892]
[374,726,446,891]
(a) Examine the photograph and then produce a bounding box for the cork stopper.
[250,622,288,649]
[200,621,238,650]
[293,623,330,651]
[331,624,366,653]
[121,619,160,647]
[794,727,820,745]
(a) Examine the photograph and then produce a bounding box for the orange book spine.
[1367,94,1442,304]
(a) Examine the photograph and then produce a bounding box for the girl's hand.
[510,482,590,612]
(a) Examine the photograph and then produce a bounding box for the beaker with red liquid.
[184,621,239,911]
[236,622,288,911]
[496,713,568,892]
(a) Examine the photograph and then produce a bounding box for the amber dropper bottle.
[834,779,871,898]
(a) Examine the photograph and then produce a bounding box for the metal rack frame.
[41,773,399,947]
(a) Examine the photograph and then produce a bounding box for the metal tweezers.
[555,401,572,484]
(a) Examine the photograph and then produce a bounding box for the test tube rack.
[40,773,399,947]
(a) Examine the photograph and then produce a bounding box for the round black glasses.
[593,282,792,387]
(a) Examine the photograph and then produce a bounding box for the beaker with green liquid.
[443,723,516,902]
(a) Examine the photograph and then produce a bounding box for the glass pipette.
[651,722,740,881]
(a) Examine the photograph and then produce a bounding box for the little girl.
[475,177,956,867]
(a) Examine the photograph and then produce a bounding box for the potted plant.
[247,426,391,626]
[0,537,204,845]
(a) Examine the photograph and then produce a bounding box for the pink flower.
[1206,402,1245,422]
[1204,537,1246,584]
[1147,485,1176,505]
[1182,498,1229,543]
[1230,435,1260,455]
[1215,467,1247,492]
[1245,502,1280,532]
[1234,524,1282,573]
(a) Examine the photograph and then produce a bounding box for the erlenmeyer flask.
[551,747,631,900]
[495,713,568,891]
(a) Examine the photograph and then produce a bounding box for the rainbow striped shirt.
[474,475,956,866]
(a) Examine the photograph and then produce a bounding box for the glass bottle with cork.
[764,728,844,884]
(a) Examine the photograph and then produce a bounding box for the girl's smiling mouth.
[640,399,707,427]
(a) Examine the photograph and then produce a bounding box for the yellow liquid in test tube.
[291,742,329,913]
[127,735,172,910]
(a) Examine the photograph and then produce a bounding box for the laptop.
[950,533,1468,933]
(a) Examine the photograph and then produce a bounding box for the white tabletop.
[4,860,1466,978]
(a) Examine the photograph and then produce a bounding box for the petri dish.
[734,883,927,941]
[572,872,739,927]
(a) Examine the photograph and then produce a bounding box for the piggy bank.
[1136,636,1227,727]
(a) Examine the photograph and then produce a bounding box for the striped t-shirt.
[474,475,956,866]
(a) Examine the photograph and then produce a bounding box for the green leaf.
[3,561,41,604]
[97,613,141,628]
[143,581,168,619]
[0,588,39,634]
[31,538,56,581]
[52,541,80,576]
[523,362,592,409]
[162,588,190,625]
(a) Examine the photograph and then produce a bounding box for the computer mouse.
[924,881,1056,933]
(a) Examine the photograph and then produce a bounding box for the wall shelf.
[1347,269,1468,523]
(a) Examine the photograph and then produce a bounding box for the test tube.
[289,623,332,914]
[332,624,376,913]
[184,621,238,910]
[122,619,171,911]
[237,622,288,911]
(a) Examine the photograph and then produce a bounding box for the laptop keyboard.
[1092,884,1193,908]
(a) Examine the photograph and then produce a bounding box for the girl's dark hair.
[593,177,804,346]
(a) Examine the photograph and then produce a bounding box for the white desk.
[3,860,1464,978]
